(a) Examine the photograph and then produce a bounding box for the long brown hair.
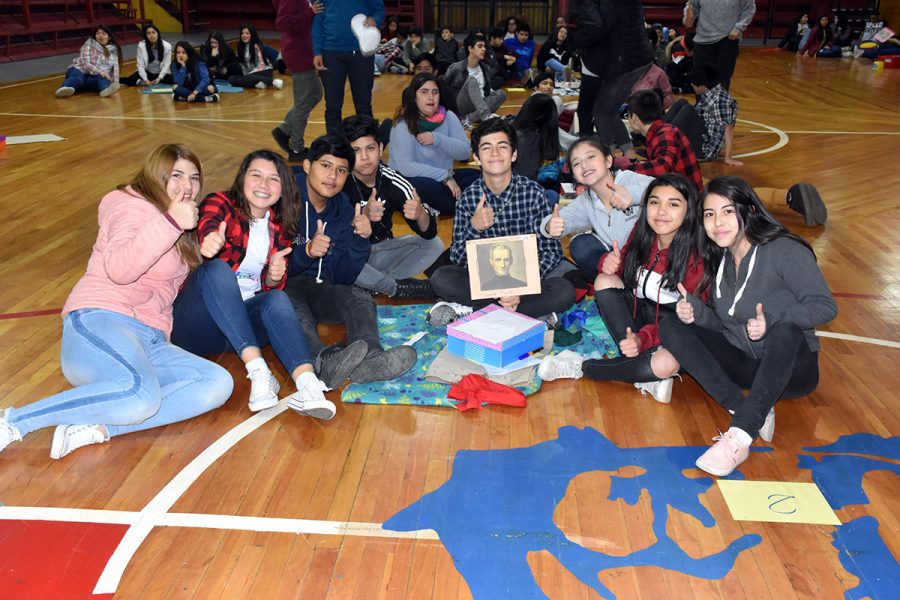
[227,150,301,237]
[94,25,124,71]
[119,144,202,269]
[394,73,440,136]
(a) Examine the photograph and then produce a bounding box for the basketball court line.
[750,129,900,135]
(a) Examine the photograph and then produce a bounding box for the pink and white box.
[447,304,545,367]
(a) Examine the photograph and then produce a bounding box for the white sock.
[295,370,318,389]
[728,426,753,447]
[245,357,268,374]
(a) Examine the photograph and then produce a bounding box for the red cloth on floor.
[448,374,527,412]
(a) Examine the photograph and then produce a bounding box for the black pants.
[658,318,819,439]
[692,37,739,90]
[430,265,576,318]
[283,275,382,357]
[664,98,706,160]
[120,70,173,86]
[229,68,274,88]
[577,73,601,136]
[321,50,375,134]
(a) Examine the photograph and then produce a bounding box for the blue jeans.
[5,309,232,438]
[545,58,566,80]
[407,168,481,216]
[569,233,610,278]
[354,235,444,296]
[61,66,111,94]
[321,50,375,134]
[171,260,314,373]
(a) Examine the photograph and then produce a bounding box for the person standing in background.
[272,0,324,162]
[313,0,385,134]
[683,0,756,90]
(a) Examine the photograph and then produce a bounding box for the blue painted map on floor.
[798,434,900,600]
[384,426,765,599]
[385,429,899,599]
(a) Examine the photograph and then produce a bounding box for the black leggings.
[658,318,819,439]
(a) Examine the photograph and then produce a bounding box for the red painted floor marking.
[0,519,126,599]
[0,308,62,320]
[831,292,884,300]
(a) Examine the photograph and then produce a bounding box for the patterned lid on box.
[447,304,544,351]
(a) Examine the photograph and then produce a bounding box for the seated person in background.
[201,32,241,80]
[778,13,809,51]
[230,24,283,89]
[434,25,459,74]
[536,25,574,81]
[171,42,219,103]
[375,27,408,74]
[630,63,675,110]
[342,115,443,299]
[120,25,173,87]
[666,32,694,94]
[411,54,459,116]
[859,12,886,44]
[616,90,704,193]
[512,92,561,180]
[691,64,742,166]
[388,73,479,215]
[428,118,577,325]
[285,135,417,385]
[531,73,578,151]
[488,27,518,86]
[444,33,508,130]
[401,27,430,70]
[798,16,833,57]
[504,21,536,80]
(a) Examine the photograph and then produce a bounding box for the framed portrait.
[465,234,541,300]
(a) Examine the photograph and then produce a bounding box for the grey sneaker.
[286,377,336,420]
[99,82,120,97]
[350,346,417,384]
[316,340,369,390]
[538,350,584,381]
[247,368,280,412]
[426,301,473,327]
[759,407,776,442]
[537,312,559,330]
[635,377,674,404]
[55,86,75,98]
[50,424,108,459]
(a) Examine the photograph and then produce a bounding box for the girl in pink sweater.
[0,144,233,460]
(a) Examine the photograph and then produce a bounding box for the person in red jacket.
[271,0,324,162]
[539,173,704,404]
[616,90,704,193]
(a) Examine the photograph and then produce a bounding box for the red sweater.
[273,0,315,73]
[598,234,704,351]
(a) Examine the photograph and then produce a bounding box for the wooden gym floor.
[0,47,898,599]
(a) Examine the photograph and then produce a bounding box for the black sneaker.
[271,127,291,154]
[393,278,435,300]
[316,340,368,390]
[288,147,308,163]
[786,182,827,226]
[350,346,417,384]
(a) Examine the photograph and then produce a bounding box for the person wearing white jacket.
[120,25,173,87]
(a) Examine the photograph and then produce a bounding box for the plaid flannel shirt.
[74,38,119,81]
[695,84,737,160]
[198,191,294,291]
[630,120,704,193]
[450,175,562,278]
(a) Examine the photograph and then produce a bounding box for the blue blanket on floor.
[340,300,617,407]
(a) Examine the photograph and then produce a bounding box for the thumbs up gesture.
[362,188,384,222]
[167,188,198,230]
[675,282,695,324]
[619,326,640,357]
[200,220,227,258]
[547,204,565,238]
[607,180,633,210]
[471,193,495,231]
[353,203,372,238]
[403,190,424,221]
[265,246,293,285]
[746,302,766,341]
[307,219,331,258]
[600,240,623,275]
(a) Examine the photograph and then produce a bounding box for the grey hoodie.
[686,236,837,355]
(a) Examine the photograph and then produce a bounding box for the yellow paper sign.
[717,480,841,525]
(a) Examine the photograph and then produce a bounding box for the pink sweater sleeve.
[100,192,184,285]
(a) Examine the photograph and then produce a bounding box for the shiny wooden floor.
[0,48,898,599]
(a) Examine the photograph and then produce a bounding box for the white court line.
[93,400,291,594]
[0,111,325,125]
[732,118,789,158]
[816,331,900,349]
[751,130,900,135]
[0,506,438,540]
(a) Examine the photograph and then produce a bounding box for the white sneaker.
[99,82,120,97]
[426,301,473,327]
[247,368,280,412]
[635,377,674,404]
[50,424,108,459]
[0,413,22,454]
[538,350,584,381]
[286,377,335,420]
[255,81,267,90]
[55,86,75,98]
[273,78,284,89]
[759,407,776,442]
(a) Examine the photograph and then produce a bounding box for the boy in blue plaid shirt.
[428,118,577,325]
[692,64,743,166]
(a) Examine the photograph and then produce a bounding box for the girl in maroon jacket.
[539,173,704,403]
